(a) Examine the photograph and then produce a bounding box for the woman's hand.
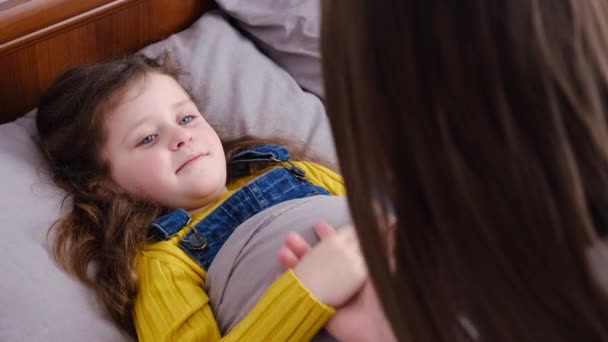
[323,280,397,342]
[278,221,367,307]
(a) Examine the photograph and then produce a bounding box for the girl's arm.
[133,223,366,342]
[134,248,331,341]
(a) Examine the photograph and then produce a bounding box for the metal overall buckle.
[181,219,208,250]
[270,156,306,179]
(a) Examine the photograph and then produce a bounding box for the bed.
[0,0,339,340]
[0,0,214,124]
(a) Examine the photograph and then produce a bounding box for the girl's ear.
[87,178,122,198]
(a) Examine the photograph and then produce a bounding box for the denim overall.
[149,144,330,270]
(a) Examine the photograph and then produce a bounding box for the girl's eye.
[180,115,196,125]
[139,134,157,146]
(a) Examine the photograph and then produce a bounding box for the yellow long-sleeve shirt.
[134,161,346,341]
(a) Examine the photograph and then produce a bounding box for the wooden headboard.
[0,0,216,124]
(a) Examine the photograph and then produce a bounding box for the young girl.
[36,54,366,341]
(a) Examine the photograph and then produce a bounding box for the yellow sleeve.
[134,243,334,342]
[226,270,335,341]
[292,161,346,196]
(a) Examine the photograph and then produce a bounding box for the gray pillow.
[141,11,334,162]
[0,11,335,341]
[216,0,324,98]
[0,113,127,341]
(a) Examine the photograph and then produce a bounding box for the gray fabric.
[0,12,335,341]
[207,195,352,341]
[0,113,127,341]
[216,0,324,98]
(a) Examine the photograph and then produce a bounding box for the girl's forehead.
[108,74,186,119]
[103,74,194,139]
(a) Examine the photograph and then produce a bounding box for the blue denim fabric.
[149,144,330,270]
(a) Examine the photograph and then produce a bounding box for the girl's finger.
[285,232,312,259]
[278,247,299,269]
[313,221,337,240]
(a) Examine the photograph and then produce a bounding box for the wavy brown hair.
[36,54,319,338]
[323,0,608,341]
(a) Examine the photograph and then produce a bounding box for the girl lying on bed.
[36,54,368,341]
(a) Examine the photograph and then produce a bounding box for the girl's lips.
[176,153,206,173]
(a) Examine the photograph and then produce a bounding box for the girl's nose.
[170,129,192,150]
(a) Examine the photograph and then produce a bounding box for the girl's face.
[103,72,227,211]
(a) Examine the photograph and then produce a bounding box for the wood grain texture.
[0,0,113,44]
[0,0,215,124]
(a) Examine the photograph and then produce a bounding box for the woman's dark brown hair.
[36,54,317,338]
[323,0,608,341]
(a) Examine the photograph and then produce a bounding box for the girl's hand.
[279,223,396,341]
[278,222,367,307]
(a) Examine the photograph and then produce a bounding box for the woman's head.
[323,0,608,341]
[38,54,227,211]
